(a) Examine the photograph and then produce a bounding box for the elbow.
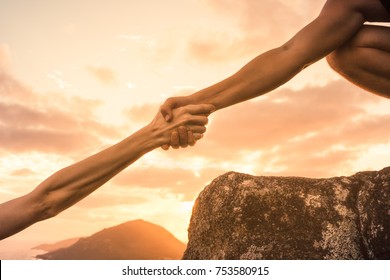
[279,40,313,70]
[32,192,62,222]
[39,202,61,221]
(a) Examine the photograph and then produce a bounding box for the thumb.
[160,104,173,122]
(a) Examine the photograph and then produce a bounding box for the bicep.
[283,0,365,67]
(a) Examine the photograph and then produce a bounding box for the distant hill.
[36,219,186,260]
[33,237,81,252]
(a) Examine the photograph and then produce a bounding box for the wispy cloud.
[123,103,158,123]
[47,70,76,91]
[9,168,36,177]
[186,0,323,62]
[0,65,120,154]
[87,66,117,86]
[109,162,225,200]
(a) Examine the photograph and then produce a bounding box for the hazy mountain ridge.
[33,237,81,252]
[36,219,186,260]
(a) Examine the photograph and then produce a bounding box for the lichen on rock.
[183,167,390,260]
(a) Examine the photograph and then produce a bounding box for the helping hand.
[160,96,193,122]
[159,102,214,150]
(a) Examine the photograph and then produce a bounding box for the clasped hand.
[159,96,213,150]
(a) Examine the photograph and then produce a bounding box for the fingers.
[186,125,206,135]
[160,102,174,122]
[188,130,196,146]
[160,96,194,122]
[170,128,199,149]
[159,102,214,150]
[170,104,214,126]
[170,130,180,149]
[184,104,215,116]
[193,133,203,140]
[161,99,214,127]
[161,127,205,150]
[178,126,189,148]
[185,115,209,126]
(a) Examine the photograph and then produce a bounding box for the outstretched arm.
[0,104,214,240]
[161,0,369,119]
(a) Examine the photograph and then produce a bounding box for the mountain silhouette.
[36,219,186,260]
[33,237,81,252]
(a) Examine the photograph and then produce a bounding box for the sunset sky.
[1,0,389,254]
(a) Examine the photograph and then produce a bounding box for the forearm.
[188,46,304,110]
[32,124,160,217]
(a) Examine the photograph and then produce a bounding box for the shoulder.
[323,0,389,22]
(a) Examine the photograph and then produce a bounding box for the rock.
[183,167,390,260]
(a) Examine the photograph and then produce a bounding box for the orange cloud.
[123,103,159,123]
[9,168,36,177]
[205,82,378,149]
[0,67,120,154]
[187,0,317,62]
[0,73,39,105]
[74,191,148,209]
[87,66,117,85]
[0,125,99,153]
[111,166,225,199]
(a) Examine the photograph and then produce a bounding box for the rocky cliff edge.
[183,167,390,260]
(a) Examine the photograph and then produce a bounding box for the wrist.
[136,124,163,151]
[187,92,201,104]
[191,86,220,109]
[118,125,160,159]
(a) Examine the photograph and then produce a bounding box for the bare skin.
[0,104,214,240]
[160,0,390,149]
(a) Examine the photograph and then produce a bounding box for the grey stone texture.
[183,167,390,259]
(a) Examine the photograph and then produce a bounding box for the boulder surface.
[183,167,390,259]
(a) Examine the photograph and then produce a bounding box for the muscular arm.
[161,0,368,117]
[0,104,214,240]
